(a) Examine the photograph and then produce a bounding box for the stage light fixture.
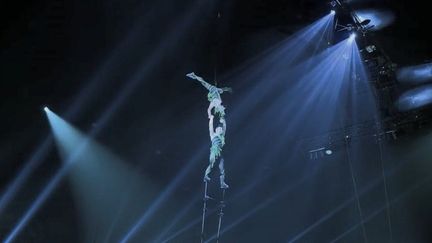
[365,45,376,53]
[330,10,336,15]
[43,107,49,112]
[330,1,338,7]
[308,147,333,159]
[355,9,396,30]
[359,19,371,26]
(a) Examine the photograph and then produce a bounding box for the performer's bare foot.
[220,182,229,189]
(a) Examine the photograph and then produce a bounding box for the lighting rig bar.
[301,119,399,159]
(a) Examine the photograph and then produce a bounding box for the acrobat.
[186,72,232,118]
[187,72,231,243]
[206,114,229,189]
[186,72,230,189]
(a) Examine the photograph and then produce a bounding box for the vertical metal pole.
[201,181,209,243]
[216,189,226,243]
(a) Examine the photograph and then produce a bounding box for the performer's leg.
[204,153,216,182]
[218,158,229,189]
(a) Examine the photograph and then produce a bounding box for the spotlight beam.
[285,159,405,242]
[0,1,159,218]
[228,12,336,132]
[149,197,199,243]
[3,109,92,243]
[0,139,52,215]
[329,177,431,243]
[118,150,205,243]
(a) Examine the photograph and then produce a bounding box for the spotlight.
[355,9,396,31]
[348,33,356,42]
[330,10,336,15]
[359,19,371,26]
[308,147,333,159]
[43,106,49,112]
[365,45,376,53]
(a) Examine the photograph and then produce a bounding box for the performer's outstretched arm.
[186,72,213,91]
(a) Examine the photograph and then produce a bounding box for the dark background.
[1,0,432,242]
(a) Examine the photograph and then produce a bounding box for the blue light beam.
[0,1,159,217]
[397,63,432,85]
[4,109,92,243]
